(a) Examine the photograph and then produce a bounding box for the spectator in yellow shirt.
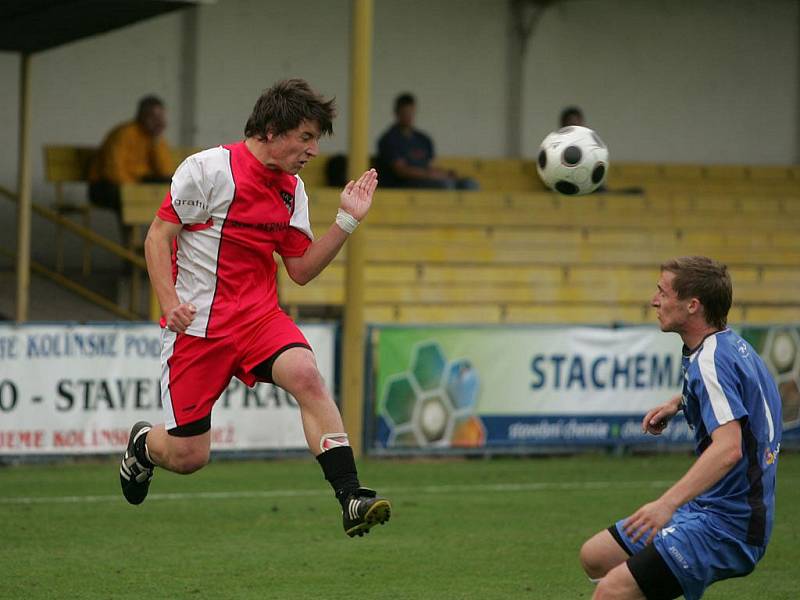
[88,95,173,218]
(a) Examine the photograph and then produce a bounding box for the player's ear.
[263,125,279,142]
[686,297,701,315]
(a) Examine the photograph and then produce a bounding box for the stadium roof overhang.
[2,0,207,321]
[0,0,203,53]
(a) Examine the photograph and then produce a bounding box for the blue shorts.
[613,505,763,600]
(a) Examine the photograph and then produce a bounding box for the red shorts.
[160,310,310,435]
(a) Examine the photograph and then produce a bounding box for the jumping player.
[119,79,390,538]
[580,256,781,599]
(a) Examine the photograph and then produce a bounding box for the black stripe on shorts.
[251,342,312,383]
[626,543,684,600]
[168,414,212,437]
[608,525,634,555]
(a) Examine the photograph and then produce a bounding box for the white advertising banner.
[0,323,335,455]
[514,326,685,414]
[373,325,690,449]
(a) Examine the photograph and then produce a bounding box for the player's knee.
[592,577,613,599]
[580,539,608,579]
[593,572,624,599]
[592,577,621,600]
[592,566,638,600]
[171,447,209,474]
[289,363,326,398]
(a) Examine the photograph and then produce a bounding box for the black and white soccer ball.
[536,126,609,195]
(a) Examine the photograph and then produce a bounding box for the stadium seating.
[43,145,198,313]
[279,186,800,325]
[42,145,800,325]
[44,145,198,250]
[433,157,547,191]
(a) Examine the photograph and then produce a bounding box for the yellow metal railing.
[0,184,156,321]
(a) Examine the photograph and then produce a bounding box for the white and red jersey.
[157,142,313,338]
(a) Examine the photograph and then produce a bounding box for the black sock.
[316,446,360,508]
[133,430,154,469]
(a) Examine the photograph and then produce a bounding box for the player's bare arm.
[283,168,378,285]
[144,216,197,332]
[641,394,683,435]
[624,419,743,544]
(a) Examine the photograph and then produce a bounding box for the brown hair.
[244,79,335,140]
[660,256,732,329]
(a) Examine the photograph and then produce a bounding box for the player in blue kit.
[579,256,782,600]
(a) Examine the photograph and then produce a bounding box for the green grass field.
[1,453,797,599]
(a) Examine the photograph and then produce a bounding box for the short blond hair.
[660,256,732,329]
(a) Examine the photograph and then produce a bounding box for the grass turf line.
[0,453,797,599]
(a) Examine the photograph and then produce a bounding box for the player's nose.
[306,140,319,157]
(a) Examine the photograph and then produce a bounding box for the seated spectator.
[559,106,585,128]
[377,93,478,190]
[88,95,174,218]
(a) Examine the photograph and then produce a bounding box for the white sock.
[319,433,350,453]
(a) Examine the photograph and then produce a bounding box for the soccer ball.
[536,125,609,195]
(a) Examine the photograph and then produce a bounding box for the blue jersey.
[681,329,782,548]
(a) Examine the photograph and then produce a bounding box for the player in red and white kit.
[119,79,390,537]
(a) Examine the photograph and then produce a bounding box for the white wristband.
[335,209,360,234]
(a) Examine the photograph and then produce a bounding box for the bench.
[43,145,197,316]
[276,186,800,324]
[41,147,800,325]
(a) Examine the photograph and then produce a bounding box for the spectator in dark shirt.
[376,93,477,190]
[560,106,585,128]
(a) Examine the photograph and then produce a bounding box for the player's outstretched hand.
[165,302,197,333]
[339,168,378,222]
[624,498,676,545]
[642,394,682,435]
